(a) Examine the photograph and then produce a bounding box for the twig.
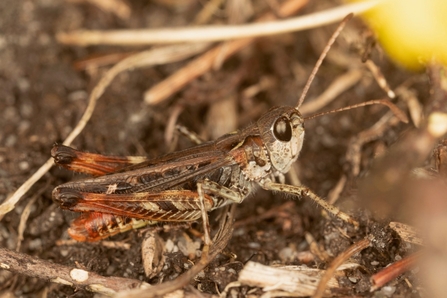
[345,111,401,177]
[370,251,423,291]
[57,1,377,46]
[312,237,372,298]
[0,159,54,220]
[144,0,308,105]
[73,51,137,70]
[56,239,132,250]
[0,43,209,219]
[365,59,396,98]
[68,0,131,20]
[0,248,145,295]
[165,103,185,148]
[396,85,424,128]
[326,174,347,205]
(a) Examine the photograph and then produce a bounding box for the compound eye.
[273,116,292,142]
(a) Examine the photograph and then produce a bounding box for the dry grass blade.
[57,1,377,46]
[15,185,49,252]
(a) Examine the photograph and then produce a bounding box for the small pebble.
[381,286,396,297]
[19,161,29,171]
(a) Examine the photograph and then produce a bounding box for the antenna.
[304,99,409,123]
[296,14,408,124]
[296,13,353,109]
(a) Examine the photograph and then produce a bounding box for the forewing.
[55,145,235,194]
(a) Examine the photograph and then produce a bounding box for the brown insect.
[51,15,408,242]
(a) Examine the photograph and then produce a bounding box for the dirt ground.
[0,0,445,297]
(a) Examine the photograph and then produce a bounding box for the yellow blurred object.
[358,0,447,70]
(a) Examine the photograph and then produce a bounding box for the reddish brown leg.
[68,212,154,242]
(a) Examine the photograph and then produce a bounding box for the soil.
[0,1,440,297]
